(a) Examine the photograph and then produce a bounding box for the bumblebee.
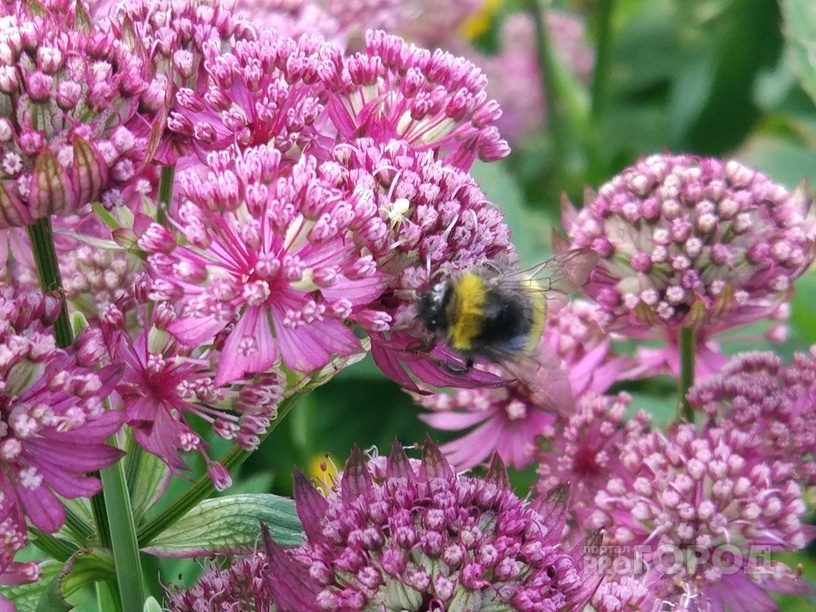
[415,248,598,371]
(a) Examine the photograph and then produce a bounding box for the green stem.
[156,164,176,226]
[100,457,146,612]
[26,217,72,347]
[137,395,299,545]
[590,0,615,122]
[63,505,95,544]
[679,327,696,422]
[29,528,78,562]
[531,0,566,179]
[91,481,112,549]
[95,581,124,612]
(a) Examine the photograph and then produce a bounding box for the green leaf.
[126,436,171,524]
[781,0,816,106]
[470,159,552,266]
[58,549,116,599]
[791,269,816,345]
[0,561,61,612]
[141,494,303,558]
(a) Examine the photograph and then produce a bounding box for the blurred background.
[143,0,816,607]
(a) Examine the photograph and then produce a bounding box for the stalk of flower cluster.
[155,165,175,227]
[26,210,148,612]
[26,218,72,348]
[679,326,696,421]
[137,394,300,546]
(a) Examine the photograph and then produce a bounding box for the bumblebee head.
[416,281,451,334]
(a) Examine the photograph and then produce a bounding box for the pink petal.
[275,316,361,373]
[439,420,503,470]
[419,410,491,431]
[23,437,122,479]
[215,306,278,385]
[321,273,389,305]
[169,314,228,346]
[17,483,65,533]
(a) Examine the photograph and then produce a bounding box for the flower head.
[0,0,159,227]
[144,145,387,384]
[167,553,273,612]
[0,481,39,603]
[96,0,256,162]
[324,30,510,169]
[564,155,816,335]
[317,137,514,388]
[96,296,284,488]
[586,424,814,608]
[263,440,601,611]
[235,0,340,42]
[688,349,816,487]
[0,284,123,534]
[168,29,342,162]
[415,359,564,471]
[536,392,651,516]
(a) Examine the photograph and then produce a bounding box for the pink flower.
[143,145,388,384]
[96,296,284,488]
[234,0,340,42]
[259,440,602,611]
[168,29,341,163]
[324,30,510,169]
[316,137,515,389]
[535,392,651,517]
[0,483,39,607]
[586,424,814,609]
[564,154,816,377]
[415,361,563,471]
[688,348,816,487]
[0,0,160,227]
[0,285,124,535]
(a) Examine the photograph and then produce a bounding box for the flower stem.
[679,327,696,422]
[96,581,124,612]
[590,0,615,122]
[137,394,299,545]
[156,164,176,226]
[100,456,147,612]
[26,217,72,348]
[531,0,566,179]
[29,527,79,562]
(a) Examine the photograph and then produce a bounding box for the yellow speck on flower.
[308,452,340,496]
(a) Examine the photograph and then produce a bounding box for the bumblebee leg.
[439,356,473,375]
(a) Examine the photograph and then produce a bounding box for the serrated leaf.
[58,549,116,599]
[141,494,303,558]
[781,0,816,106]
[0,561,61,612]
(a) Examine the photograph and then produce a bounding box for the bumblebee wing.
[493,248,598,293]
[486,248,598,314]
[483,346,575,414]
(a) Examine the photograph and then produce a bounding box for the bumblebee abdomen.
[447,274,488,351]
[470,281,543,357]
